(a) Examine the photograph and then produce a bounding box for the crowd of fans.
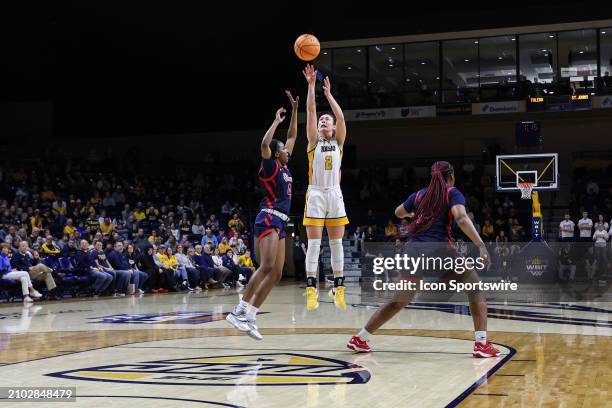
[0,157,258,302]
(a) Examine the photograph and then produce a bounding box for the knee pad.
[329,238,344,272]
[305,239,321,273]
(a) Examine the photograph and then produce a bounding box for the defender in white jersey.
[302,64,349,311]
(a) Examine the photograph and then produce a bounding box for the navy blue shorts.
[254,211,287,240]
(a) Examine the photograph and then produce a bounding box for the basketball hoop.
[518,182,534,199]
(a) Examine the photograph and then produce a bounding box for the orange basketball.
[294,34,320,61]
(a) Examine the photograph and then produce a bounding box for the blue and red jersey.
[258,158,292,215]
[402,186,465,242]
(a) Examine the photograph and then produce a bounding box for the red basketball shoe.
[473,341,501,358]
[347,335,371,353]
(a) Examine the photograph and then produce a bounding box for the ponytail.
[408,161,454,238]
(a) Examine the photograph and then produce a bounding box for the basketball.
[294,34,320,61]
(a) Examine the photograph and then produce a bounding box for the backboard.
[495,153,559,192]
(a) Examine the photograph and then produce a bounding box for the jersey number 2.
[325,156,333,170]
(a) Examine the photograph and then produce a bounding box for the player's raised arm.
[451,203,491,269]
[284,90,299,155]
[303,64,318,151]
[260,107,286,159]
[322,76,346,147]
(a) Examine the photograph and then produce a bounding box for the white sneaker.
[30,290,43,299]
[137,289,144,294]
[247,320,263,341]
[226,310,250,332]
[23,295,33,303]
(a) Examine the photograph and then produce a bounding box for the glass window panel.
[519,32,557,84]
[368,44,403,107]
[332,47,367,108]
[558,29,597,92]
[403,41,440,105]
[600,28,612,91]
[314,49,332,108]
[442,38,479,103]
[479,35,517,85]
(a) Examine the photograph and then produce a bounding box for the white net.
[518,182,534,199]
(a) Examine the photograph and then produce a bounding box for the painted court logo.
[525,257,548,277]
[47,353,371,386]
[88,311,231,325]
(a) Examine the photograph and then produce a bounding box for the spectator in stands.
[59,239,78,258]
[138,244,170,293]
[595,214,609,231]
[384,220,398,241]
[558,244,576,281]
[218,237,230,254]
[63,218,76,238]
[126,243,140,270]
[578,211,593,243]
[191,244,219,287]
[206,214,220,233]
[91,240,130,296]
[108,242,148,295]
[0,243,42,302]
[482,218,495,242]
[41,235,61,258]
[593,223,609,276]
[133,228,148,251]
[223,248,251,286]
[237,250,256,281]
[162,246,191,291]
[75,239,113,296]
[212,247,232,284]
[174,245,200,289]
[133,205,146,224]
[228,213,244,232]
[559,213,575,242]
[201,228,218,248]
[178,214,191,238]
[191,216,205,241]
[12,241,59,299]
[227,226,241,240]
[99,217,115,239]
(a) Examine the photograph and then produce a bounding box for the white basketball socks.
[475,331,487,345]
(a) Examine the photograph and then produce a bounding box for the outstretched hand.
[322,76,332,97]
[286,90,299,110]
[275,107,286,123]
[302,64,317,86]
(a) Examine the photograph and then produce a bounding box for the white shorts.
[303,185,349,227]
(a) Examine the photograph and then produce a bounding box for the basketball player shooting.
[302,64,349,310]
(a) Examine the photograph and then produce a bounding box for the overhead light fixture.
[347,66,352,70]
[498,56,503,60]
[464,59,470,62]
[579,51,584,54]
[541,49,547,52]
[549,35,554,38]
[356,49,362,53]
[511,38,516,41]
[421,62,426,65]
[602,31,607,34]
[388,64,393,67]
[474,41,479,44]
[391,47,396,50]
[406,78,411,82]
[436,76,440,79]
[323,51,328,55]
